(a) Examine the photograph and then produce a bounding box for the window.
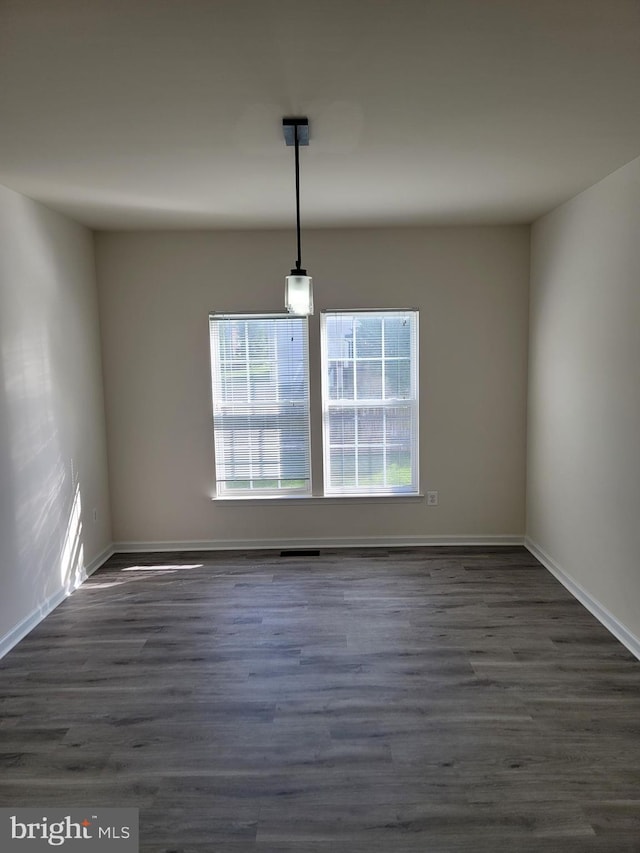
[209,314,311,496]
[321,310,419,495]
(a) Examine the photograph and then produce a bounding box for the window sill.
[212,493,425,506]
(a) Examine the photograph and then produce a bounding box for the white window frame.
[320,309,419,497]
[209,313,312,498]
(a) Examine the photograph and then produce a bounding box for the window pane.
[329,409,355,445]
[384,316,411,358]
[325,314,354,359]
[385,404,413,444]
[356,408,383,444]
[249,365,275,402]
[327,360,354,400]
[329,448,356,487]
[385,448,413,486]
[355,361,382,399]
[357,448,384,486]
[384,359,411,399]
[247,320,275,362]
[355,317,382,358]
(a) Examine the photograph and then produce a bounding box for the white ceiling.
[1,0,640,229]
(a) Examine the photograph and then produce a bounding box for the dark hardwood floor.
[1,546,640,852]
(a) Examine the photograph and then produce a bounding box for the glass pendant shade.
[285,274,313,315]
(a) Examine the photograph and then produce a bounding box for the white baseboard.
[113,534,525,552]
[525,537,640,661]
[0,544,114,660]
[80,543,115,582]
[0,588,70,661]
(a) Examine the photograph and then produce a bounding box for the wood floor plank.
[1,546,640,851]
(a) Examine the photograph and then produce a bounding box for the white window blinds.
[209,315,311,496]
[321,310,419,495]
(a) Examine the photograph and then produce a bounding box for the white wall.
[527,155,640,648]
[0,185,112,654]
[96,226,529,547]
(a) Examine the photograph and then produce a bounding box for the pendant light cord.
[294,124,302,272]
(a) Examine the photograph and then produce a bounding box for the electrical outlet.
[427,490,439,506]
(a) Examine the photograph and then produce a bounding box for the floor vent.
[280,549,321,557]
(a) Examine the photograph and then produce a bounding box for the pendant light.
[283,117,313,315]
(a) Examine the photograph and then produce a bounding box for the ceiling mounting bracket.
[283,117,309,146]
